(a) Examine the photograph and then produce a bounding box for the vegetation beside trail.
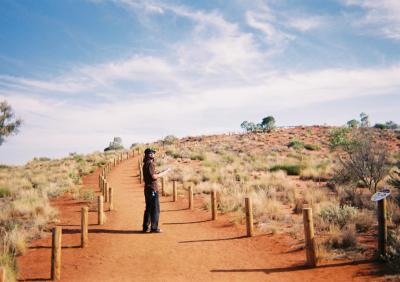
[151,125,400,274]
[0,151,127,281]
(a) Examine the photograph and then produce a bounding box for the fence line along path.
[18,156,380,282]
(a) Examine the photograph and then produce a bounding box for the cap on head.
[144,148,156,155]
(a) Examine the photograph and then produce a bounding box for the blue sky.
[0,0,400,164]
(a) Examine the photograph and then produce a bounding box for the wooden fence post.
[51,226,62,280]
[245,197,254,237]
[303,207,317,267]
[98,175,102,192]
[173,180,177,202]
[211,189,217,220]
[378,198,387,258]
[161,177,165,196]
[98,196,104,225]
[81,207,88,248]
[0,267,5,282]
[104,182,109,203]
[109,187,114,211]
[188,186,193,210]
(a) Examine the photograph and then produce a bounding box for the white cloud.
[343,0,400,40]
[286,17,322,32]
[2,64,400,162]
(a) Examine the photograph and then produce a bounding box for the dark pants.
[142,189,160,231]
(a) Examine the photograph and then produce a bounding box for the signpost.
[371,188,390,258]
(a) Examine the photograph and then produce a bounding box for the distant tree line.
[240,116,276,133]
[347,112,399,130]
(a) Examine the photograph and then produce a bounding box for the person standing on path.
[142,148,171,233]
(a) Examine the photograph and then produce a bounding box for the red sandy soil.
[18,156,385,281]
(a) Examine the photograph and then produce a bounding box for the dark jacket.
[143,158,158,192]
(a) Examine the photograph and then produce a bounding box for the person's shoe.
[142,228,150,233]
[150,229,162,233]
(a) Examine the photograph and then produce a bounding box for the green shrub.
[288,139,304,150]
[270,164,302,175]
[319,205,357,229]
[304,144,321,151]
[0,187,11,198]
[385,227,400,272]
[328,127,351,149]
[190,153,206,161]
[78,188,96,201]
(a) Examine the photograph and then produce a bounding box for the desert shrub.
[328,127,351,149]
[76,188,96,201]
[190,153,206,161]
[385,227,400,273]
[388,198,400,225]
[319,205,357,229]
[0,187,11,198]
[304,144,321,151]
[354,210,375,233]
[335,186,374,210]
[325,225,357,249]
[334,130,389,193]
[162,135,178,145]
[288,139,304,150]
[270,164,302,175]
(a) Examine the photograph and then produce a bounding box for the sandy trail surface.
[18,157,383,281]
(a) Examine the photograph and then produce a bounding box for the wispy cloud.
[286,17,323,32]
[343,0,400,40]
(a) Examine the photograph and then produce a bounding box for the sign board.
[371,189,391,202]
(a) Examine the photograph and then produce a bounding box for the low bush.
[288,139,304,150]
[325,225,357,249]
[270,164,302,175]
[0,187,11,198]
[319,205,357,229]
[304,144,321,151]
[354,210,375,233]
[385,227,400,273]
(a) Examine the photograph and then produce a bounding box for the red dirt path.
[18,157,384,281]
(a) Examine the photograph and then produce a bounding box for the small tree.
[240,121,249,132]
[162,135,178,145]
[328,127,351,150]
[261,116,275,132]
[360,112,370,128]
[104,137,124,151]
[335,130,389,193]
[0,100,22,146]
[347,119,359,128]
